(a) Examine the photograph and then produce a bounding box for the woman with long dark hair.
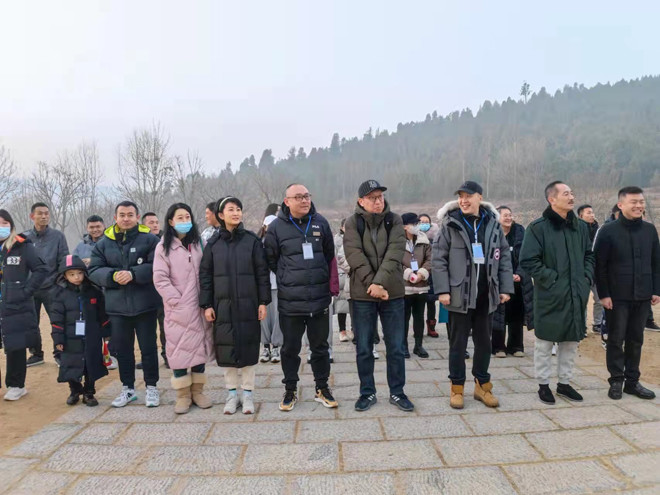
[0,210,48,400]
[199,197,271,415]
[153,203,214,414]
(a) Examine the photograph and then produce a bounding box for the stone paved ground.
[1,328,659,494]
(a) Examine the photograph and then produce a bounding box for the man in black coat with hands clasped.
[594,186,659,401]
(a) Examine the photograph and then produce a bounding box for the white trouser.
[535,339,578,385]
[223,365,256,391]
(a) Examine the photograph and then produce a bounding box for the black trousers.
[404,294,427,350]
[110,311,159,389]
[606,300,650,385]
[157,306,166,358]
[5,349,27,388]
[280,311,330,391]
[492,284,524,354]
[426,299,436,321]
[69,367,95,395]
[447,293,493,386]
[30,288,56,358]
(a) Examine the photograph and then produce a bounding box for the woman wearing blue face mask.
[153,203,214,414]
[0,209,48,401]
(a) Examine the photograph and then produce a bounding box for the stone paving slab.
[69,423,130,445]
[257,400,337,421]
[7,472,76,495]
[463,410,558,435]
[7,423,82,458]
[138,445,242,474]
[381,415,471,440]
[181,476,286,495]
[117,422,211,445]
[174,405,257,423]
[542,404,642,429]
[525,427,634,459]
[617,401,660,421]
[611,452,660,485]
[297,418,384,443]
[41,444,148,473]
[612,421,660,449]
[53,404,110,423]
[207,421,296,445]
[412,396,498,416]
[342,439,443,472]
[290,473,396,494]
[68,475,176,495]
[95,404,178,423]
[504,459,626,494]
[400,466,517,495]
[242,443,338,474]
[435,434,542,466]
[0,457,39,492]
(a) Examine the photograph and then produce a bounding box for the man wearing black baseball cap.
[432,180,514,409]
[343,180,414,412]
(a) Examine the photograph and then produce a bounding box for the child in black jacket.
[51,255,110,406]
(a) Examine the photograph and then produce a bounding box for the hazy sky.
[1,1,658,181]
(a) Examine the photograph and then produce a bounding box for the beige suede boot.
[450,384,464,409]
[171,374,192,414]
[191,373,213,409]
[474,379,499,408]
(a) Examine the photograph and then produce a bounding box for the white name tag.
[472,243,485,265]
[75,320,86,336]
[410,260,419,272]
[302,242,314,260]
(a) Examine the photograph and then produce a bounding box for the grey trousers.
[261,290,283,347]
[535,339,578,385]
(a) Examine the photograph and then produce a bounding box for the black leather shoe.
[608,382,623,400]
[623,382,656,400]
[66,392,80,406]
[135,362,143,370]
[413,344,429,359]
[556,383,583,402]
[538,384,555,404]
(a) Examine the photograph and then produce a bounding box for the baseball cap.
[454,181,483,196]
[358,179,388,198]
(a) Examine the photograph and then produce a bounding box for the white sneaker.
[270,347,281,363]
[242,393,255,414]
[551,343,558,356]
[224,393,240,415]
[373,345,380,360]
[107,356,118,370]
[145,386,160,407]
[112,386,137,408]
[3,387,27,401]
[339,331,349,342]
[259,347,271,363]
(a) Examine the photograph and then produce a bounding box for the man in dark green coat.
[520,181,595,406]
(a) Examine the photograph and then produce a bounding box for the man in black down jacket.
[264,184,337,412]
[594,186,659,401]
[89,201,162,408]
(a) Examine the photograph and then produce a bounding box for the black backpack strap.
[383,211,394,241]
[356,214,366,242]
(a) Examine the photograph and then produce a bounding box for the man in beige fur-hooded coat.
[432,181,514,410]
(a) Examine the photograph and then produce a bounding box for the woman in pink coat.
[153,203,214,414]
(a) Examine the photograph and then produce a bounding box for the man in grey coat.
[432,181,514,410]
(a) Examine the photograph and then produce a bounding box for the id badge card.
[410,260,419,272]
[75,320,86,336]
[472,243,485,265]
[302,242,314,260]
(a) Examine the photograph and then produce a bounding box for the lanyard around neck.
[290,215,312,240]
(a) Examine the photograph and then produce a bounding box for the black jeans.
[173,363,205,378]
[110,311,159,388]
[447,293,493,386]
[492,284,524,354]
[157,306,166,358]
[280,311,330,391]
[606,300,650,385]
[69,368,95,395]
[30,288,56,358]
[5,349,26,388]
[426,299,436,321]
[354,298,406,397]
[404,294,427,350]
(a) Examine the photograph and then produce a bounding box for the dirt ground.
[1,301,659,453]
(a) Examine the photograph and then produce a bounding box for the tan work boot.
[171,374,192,414]
[191,373,213,409]
[474,379,499,408]
[450,384,464,409]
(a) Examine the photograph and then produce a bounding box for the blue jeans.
[353,298,406,397]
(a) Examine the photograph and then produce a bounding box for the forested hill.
[245,76,660,207]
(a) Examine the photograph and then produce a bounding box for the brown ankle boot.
[426,319,439,338]
[171,375,193,414]
[450,384,464,409]
[191,373,213,409]
[474,379,499,408]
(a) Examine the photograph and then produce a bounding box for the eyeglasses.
[287,194,312,202]
[363,194,385,204]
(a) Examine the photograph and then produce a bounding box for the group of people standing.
[0,178,657,416]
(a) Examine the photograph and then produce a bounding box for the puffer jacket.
[264,203,334,316]
[73,234,98,261]
[22,226,69,289]
[403,232,432,295]
[432,201,514,314]
[343,201,406,301]
[200,226,271,368]
[88,224,161,317]
[493,222,534,331]
[0,235,49,351]
[153,238,214,370]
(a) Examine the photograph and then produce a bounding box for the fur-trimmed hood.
[436,200,500,224]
